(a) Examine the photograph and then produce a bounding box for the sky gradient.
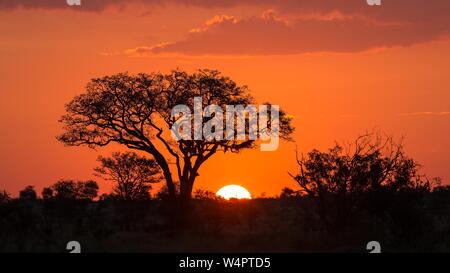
[0,0,449,196]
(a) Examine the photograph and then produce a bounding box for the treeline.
[0,151,165,203]
[1,184,450,252]
[1,134,450,252]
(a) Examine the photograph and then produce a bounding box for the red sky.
[0,0,449,197]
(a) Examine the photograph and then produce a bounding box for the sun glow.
[216,185,252,200]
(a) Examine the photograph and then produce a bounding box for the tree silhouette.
[289,132,432,228]
[19,186,37,201]
[94,151,161,201]
[41,187,53,200]
[58,69,294,200]
[77,180,99,200]
[49,180,99,201]
[280,187,298,198]
[193,188,220,200]
[52,180,78,200]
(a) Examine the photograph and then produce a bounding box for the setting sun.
[216,185,252,200]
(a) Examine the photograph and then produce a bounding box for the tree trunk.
[163,168,176,199]
[180,171,197,201]
[151,152,176,199]
[180,177,192,201]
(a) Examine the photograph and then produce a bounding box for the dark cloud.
[136,8,449,55]
[3,1,449,26]
[2,0,449,20]
[0,0,154,11]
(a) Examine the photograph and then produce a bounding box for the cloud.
[2,0,450,23]
[1,1,449,21]
[398,112,450,117]
[136,8,449,55]
[5,1,449,55]
[0,1,446,12]
[0,0,175,11]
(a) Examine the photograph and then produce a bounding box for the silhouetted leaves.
[19,186,37,201]
[47,180,99,201]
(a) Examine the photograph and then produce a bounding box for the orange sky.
[0,1,449,197]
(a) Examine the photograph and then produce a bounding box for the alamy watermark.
[366,0,381,6]
[66,241,81,253]
[66,0,81,6]
[366,241,381,253]
[170,97,280,151]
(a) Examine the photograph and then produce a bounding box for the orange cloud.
[398,112,450,117]
[190,15,238,33]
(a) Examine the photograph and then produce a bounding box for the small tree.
[49,179,99,201]
[94,152,161,201]
[19,186,37,201]
[77,180,99,200]
[52,180,78,200]
[41,187,54,200]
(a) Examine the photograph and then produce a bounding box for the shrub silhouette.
[47,180,99,201]
[19,186,37,201]
[41,187,53,201]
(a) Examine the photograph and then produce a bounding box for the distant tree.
[280,187,298,198]
[19,186,37,201]
[48,179,99,201]
[0,190,11,204]
[58,69,294,200]
[77,180,99,200]
[193,188,220,200]
[94,152,161,201]
[99,193,116,201]
[52,180,78,200]
[433,184,450,194]
[41,187,54,200]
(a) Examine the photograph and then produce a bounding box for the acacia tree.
[94,152,161,201]
[58,69,294,200]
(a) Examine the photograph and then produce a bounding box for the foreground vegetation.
[1,133,448,252]
[1,184,450,252]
